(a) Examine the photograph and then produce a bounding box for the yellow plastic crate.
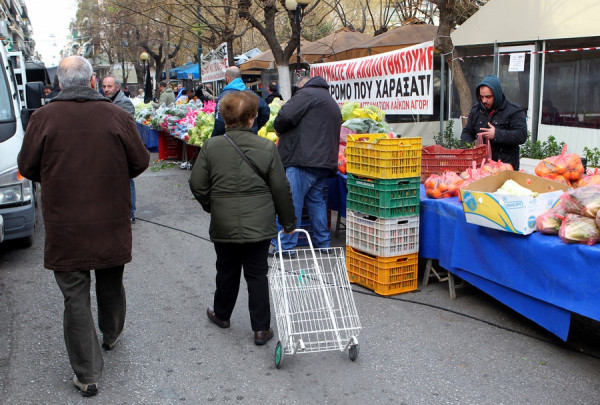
[346,246,418,296]
[346,134,422,179]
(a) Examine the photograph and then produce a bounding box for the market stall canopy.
[239,39,314,73]
[300,27,371,63]
[323,24,437,62]
[177,63,200,80]
[451,0,600,45]
[162,63,195,80]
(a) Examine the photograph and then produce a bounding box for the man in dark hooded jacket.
[270,75,341,254]
[461,74,527,170]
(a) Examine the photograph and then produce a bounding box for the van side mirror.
[26,81,45,109]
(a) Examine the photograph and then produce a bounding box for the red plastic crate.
[158,131,183,160]
[421,144,489,182]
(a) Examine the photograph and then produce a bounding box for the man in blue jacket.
[211,66,270,137]
[461,74,527,170]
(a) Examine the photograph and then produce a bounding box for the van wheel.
[16,235,34,248]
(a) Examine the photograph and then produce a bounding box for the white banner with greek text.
[309,41,434,115]
[201,43,228,82]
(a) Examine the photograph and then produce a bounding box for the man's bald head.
[225,66,241,83]
[57,56,94,89]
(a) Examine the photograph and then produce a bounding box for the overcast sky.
[25,0,78,66]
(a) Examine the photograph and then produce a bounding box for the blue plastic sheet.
[136,122,159,152]
[419,185,600,341]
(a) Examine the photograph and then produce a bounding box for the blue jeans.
[130,179,136,219]
[275,166,330,250]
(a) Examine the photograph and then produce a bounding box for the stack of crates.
[344,134,422,296]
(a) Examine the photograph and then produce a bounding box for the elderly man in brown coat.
[17,56,149,397]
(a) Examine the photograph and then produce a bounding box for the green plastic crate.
[346,174,420,218]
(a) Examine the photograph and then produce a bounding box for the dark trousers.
[213,240,271,331]
[54,265,126,383]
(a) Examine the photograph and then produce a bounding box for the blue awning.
[161,63,196,80]
[176,64,200,80]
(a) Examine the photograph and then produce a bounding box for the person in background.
[264,82,283,104]
[186,89,195,100]
[102,74,137,223]
[43,84,53,97]
[122,85,131,97]
[152,80,175,108]
[136,88,144,99]
[211,66,269,137]
[270,75,341,256]
[461,74,527,170]
[189,91,296,346]
[541,99,561,125]
[175,82,186,99]
[194,82,216,103]
[17,55,149,397]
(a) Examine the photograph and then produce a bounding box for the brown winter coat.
[17,85,150,271]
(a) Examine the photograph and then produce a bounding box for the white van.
[0,44,36,247]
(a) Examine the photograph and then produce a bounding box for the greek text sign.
[310,41,434,115]
[201,43,228,82]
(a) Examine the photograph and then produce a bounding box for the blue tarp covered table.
[136,122,159,152]
[327,173,347,218]
[418,184,600,340]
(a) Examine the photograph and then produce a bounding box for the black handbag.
[223,134,268,185]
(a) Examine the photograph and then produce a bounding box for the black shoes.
[206,306,230,328]
[73,375,98,397]
[102,330,122,351]
[254,328,274,345]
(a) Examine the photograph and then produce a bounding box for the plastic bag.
[577,168,600,187]
[534,144,584,186]
[558,213,600,245]
[424,172,464,199]
[536,206,565,235]
[342,118,390,134]
[337,145,347,174]
[339,126,356,146]
[560,185,600,218]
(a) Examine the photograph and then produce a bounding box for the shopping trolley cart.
[269,229,361,369]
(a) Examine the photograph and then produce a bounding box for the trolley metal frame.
[269,230,361,368]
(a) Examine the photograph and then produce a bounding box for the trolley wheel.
[274,341,284,369]
[348,344,359,361]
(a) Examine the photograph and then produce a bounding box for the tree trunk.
[277,64,292,101]
[432,0,472,127]
[451,58,472,126]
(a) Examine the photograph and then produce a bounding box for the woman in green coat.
[189,91,296,345]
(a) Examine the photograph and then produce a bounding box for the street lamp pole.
[286,0,312,77]
[140,52,151,103]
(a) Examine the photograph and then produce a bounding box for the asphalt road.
[1,156,599,404]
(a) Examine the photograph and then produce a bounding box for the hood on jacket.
[162,87,174,95]
[476,75,504,110]
[302,76,330,90]
[223,77,247,92]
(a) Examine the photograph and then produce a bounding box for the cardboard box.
[459,171,570,235]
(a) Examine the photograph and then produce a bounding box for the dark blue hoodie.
[461,74,527,170]
[477,75,504,110]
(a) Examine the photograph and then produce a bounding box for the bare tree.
[238,0,330,100]
[431,0,487,125]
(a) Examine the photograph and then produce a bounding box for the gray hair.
[225,66,241,80]
[102,74,121,88]
[57,56,94,88]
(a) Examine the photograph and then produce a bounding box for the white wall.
[537,124,600,156]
